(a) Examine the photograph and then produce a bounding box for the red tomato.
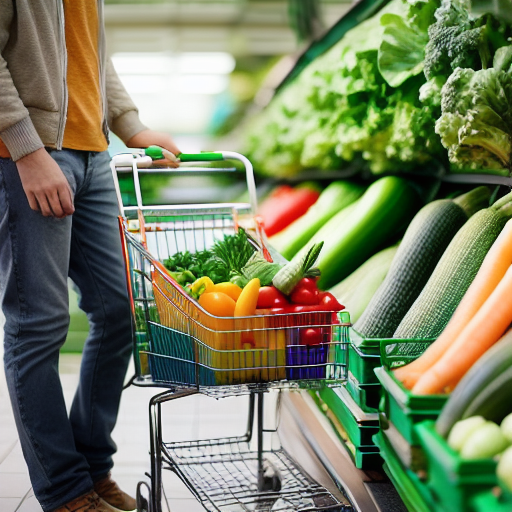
[290,286,319,305]
[257,286,289,308]
[318,292,344,312]
[295,277,319,292]
[300,328,323,345]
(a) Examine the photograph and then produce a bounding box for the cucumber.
[313,176,421,290]
[394,191,512,339]
[353,187,491,338]
[436,329,512,438]
[270,180,365,260]
[329,243,399,323]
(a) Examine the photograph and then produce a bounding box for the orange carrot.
[412,264,512,394]
[394,218,512,389]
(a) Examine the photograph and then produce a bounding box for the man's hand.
[126,130,181,168]
[16,148,75,218]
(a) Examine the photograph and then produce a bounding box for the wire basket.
[163,437,346,512]
[121,207,349,394]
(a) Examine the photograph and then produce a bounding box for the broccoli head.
[423,0,508,81]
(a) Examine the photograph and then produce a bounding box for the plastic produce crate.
[374,364,447,446]
[347,335,381,411]
[314,385,382,470]
[472,491,512,512]
[347,329,434,412]
[416,421,499,512]
[374,430,434,512]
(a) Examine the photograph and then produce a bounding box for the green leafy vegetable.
[423,0,510,81]
[378,0,438,87]
[163,229,256,284]
[232,251,283,288]
[272,242,323,296]
[435,57,512,175]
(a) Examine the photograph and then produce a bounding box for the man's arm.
[105,58,181,166]
[0,1,74,218]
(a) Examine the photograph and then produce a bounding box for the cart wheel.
[136,481,150,512]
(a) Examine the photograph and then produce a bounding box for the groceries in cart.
[162,228,344,317]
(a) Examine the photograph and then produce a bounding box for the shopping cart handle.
[144,146,224,162]
[178,152,224,162]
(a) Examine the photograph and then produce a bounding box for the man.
[0,1,180,511]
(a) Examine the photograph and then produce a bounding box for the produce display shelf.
[415,421,498,512]
[374,431,434,512]
[312,385,382,470]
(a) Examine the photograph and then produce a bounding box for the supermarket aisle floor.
[0,315,249,512]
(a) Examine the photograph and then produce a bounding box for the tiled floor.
[0,311,252,512]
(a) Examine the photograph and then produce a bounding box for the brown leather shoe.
[94,473,137,512]
[53,490,118,512]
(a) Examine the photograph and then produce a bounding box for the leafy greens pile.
[243,0,512,178]
[163,228,256,284]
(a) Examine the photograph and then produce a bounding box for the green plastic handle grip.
[144,146,165,160]
[178,152,224,162]
[144,146,224,162]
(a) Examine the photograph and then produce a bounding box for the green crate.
[472,491,512,512]
[318,385,380,446]
[375,366,448,446]
[347,330,435,411]
[416,421,498,512]
[374,431,434,512]
[348,329,382,385]
[346,374,381,412]
[315,385,382,470]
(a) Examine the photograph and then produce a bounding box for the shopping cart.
[111,148,351,512]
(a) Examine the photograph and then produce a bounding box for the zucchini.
[353,187,491,338]
[329,242,400,323]
[435,329,512,438]
[270,180,365,260]
[311,176,420,290]
[394,191,512,339]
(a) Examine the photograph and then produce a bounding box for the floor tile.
[16,493,43,512]
[0,472,32,498]
[0,443,29,473]
[0,497,23,512]
[0,441,17,466]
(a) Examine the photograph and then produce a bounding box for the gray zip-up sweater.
[0,0,148,161]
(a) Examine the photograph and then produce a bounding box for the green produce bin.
[347,330,434,412]
[346,373,381,412]
[314,385,382,470]
[415,421,498,512]
[348,328,382,385]
[374,430,434,512]
[375,366,448,446]
[472,491,512,512]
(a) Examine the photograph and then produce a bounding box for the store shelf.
[280,391,408,512]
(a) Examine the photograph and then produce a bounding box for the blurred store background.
[106,0,351,152]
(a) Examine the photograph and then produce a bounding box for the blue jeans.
[0,149,133,512]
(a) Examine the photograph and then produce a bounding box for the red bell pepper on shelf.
[257,183,321,237]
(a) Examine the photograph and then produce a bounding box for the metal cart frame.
[111,149,351,512]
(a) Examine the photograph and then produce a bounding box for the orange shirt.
[0,0,108,158]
